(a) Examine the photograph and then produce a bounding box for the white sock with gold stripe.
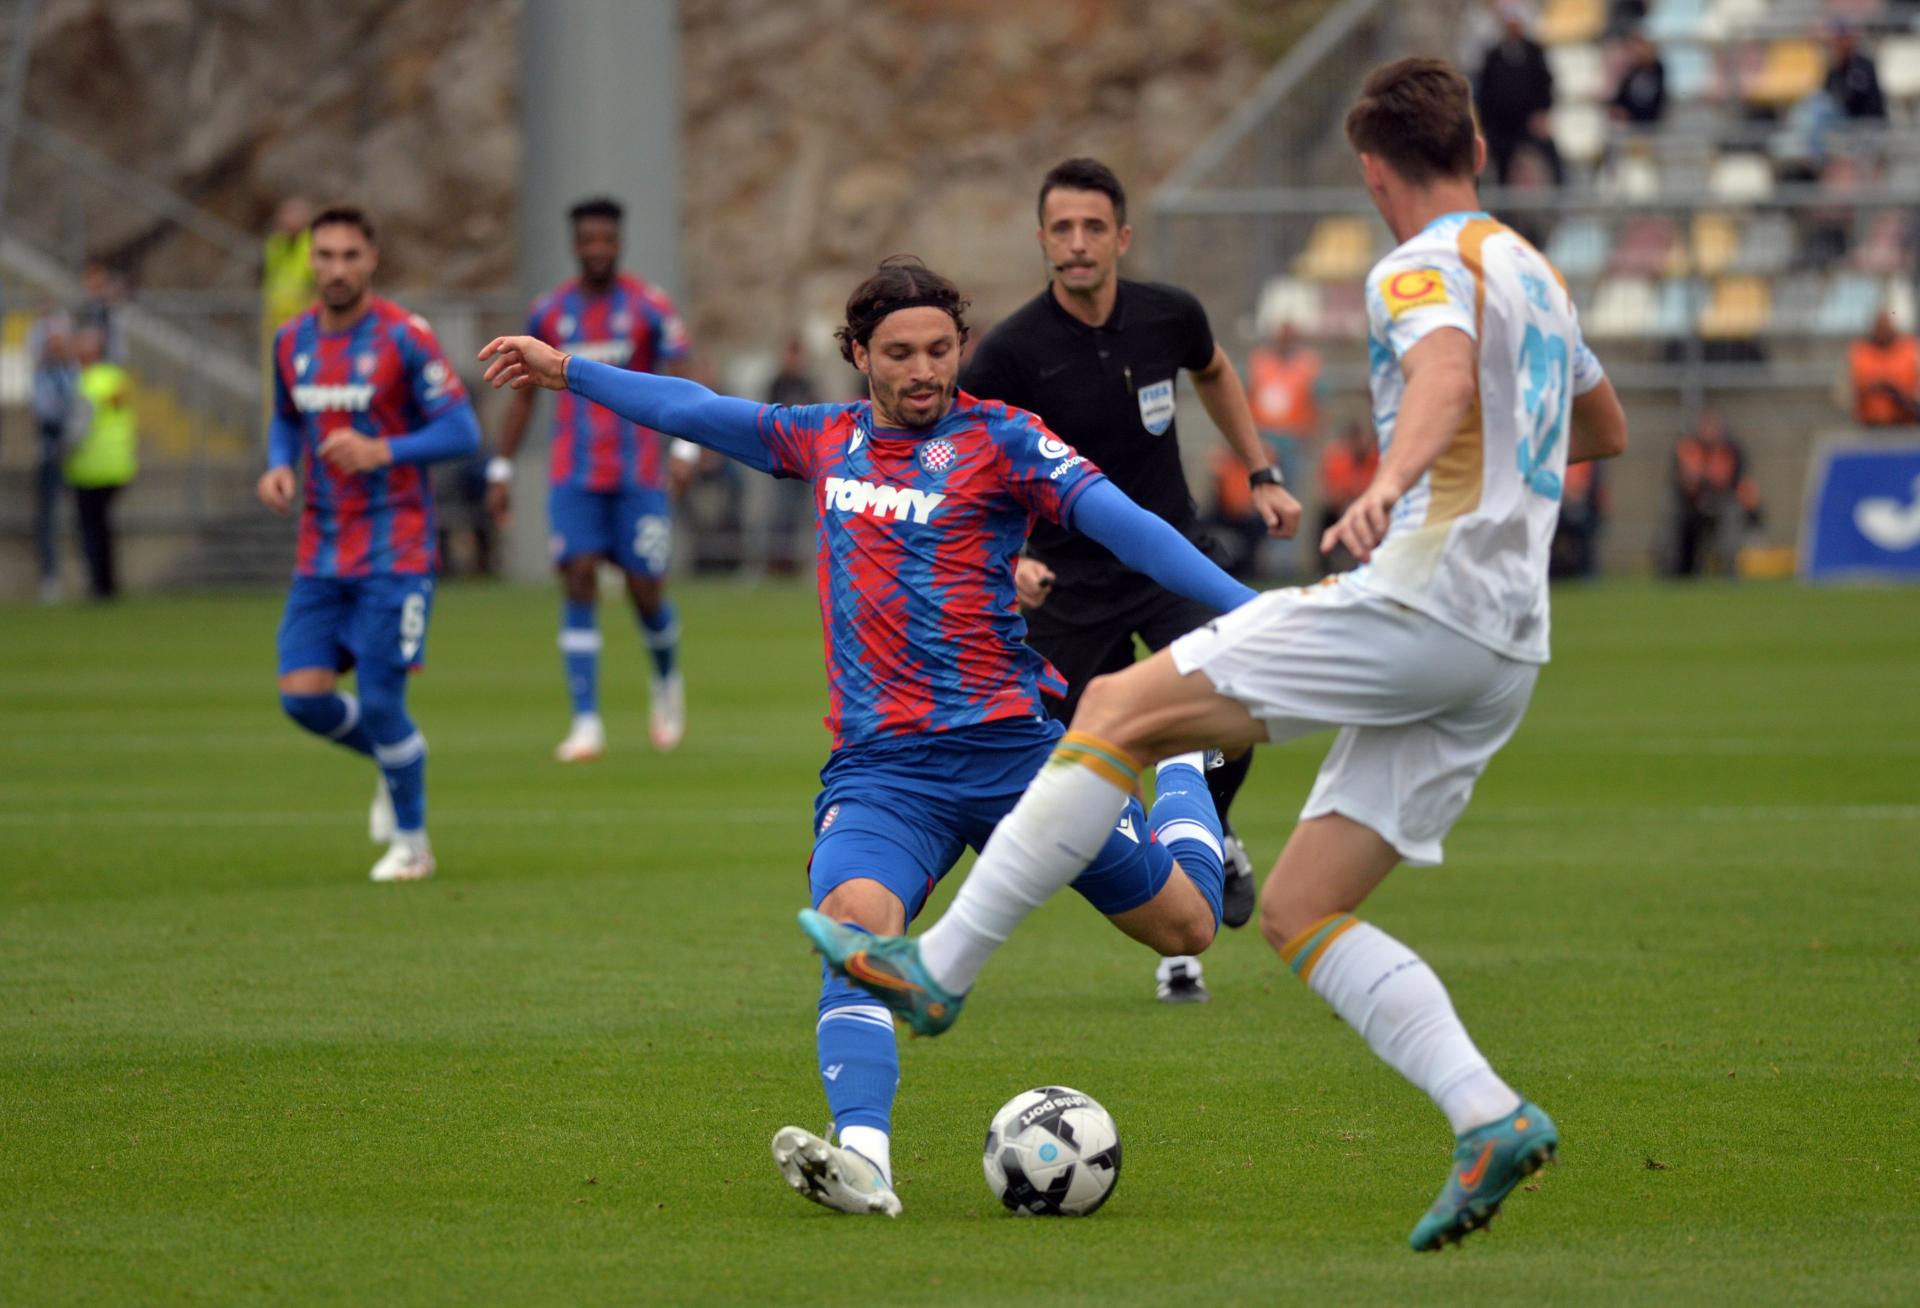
[919,732,1141,994]
[1282,914,1520,1135]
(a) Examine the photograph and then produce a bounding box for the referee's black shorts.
[1025,580,1222,722]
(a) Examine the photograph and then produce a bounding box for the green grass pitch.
[3,579,1916,1305]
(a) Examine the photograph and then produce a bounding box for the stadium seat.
[1548,43,1608,103]
[1700,0,1767,41]
[1599,150,1662,199]
[1817,273,1881,336]
[1253,277,1323,338]
[1698,276,1771,338]
[1647,0,1708,44]
[1664,45,1718,103]
[1611,215,1681,276]
[1546,216,1610,279]
[1851,212,1911,276]
[1731,213,1794,275]
[1538,0,1606,45]
[1292,217,1376,282]
[1767,272,1825,336]
[1588,277,1657,338]
[1317,281,1368,340]
[1742,40,1825,110]
[1691,214,1739,277]
[1880,38,1920,103]
[1654,279,1696,336]
[1709,151,1775,203]
[1886,279,1917,332]
[1552,102,1610,166]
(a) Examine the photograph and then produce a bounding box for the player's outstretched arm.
[1322,327,1476,563]
[480,336,777,474]
[1068,479,1257,615]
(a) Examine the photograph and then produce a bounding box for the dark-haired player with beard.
[489,196,695,760]
[962,158,1303,1003]
[259,205,481,883]
[481,256,1254,1218]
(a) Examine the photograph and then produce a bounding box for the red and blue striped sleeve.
[987,402,1104,524]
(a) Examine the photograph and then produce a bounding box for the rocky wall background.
[17,0,1324,360]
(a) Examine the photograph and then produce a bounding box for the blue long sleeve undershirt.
[566,358,1257,614]
[567,358,775,472]
[266,404,480,470]
[1066,478,1259,615]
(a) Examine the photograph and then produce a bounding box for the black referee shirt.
[961,279,1216,588]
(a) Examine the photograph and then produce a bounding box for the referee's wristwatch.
[1248,465,1286,490]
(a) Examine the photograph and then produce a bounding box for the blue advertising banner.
[1802,443,1920,581]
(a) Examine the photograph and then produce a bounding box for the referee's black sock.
[1206,747,1253,829]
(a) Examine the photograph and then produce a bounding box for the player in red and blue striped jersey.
[481,256,1253,1217]
[258,206,480,884]
[488,197,695,761]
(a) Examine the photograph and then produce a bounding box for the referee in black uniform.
[962,157,1301,1003]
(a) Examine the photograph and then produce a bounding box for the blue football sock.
[360,666,426,834]
[561,600,600,717]
[638,601,679,681]
[817,960,899,1143]
[1152,756,1226,926]
[280,691,375,757]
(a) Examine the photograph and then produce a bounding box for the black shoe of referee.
[1220,826,1255,929]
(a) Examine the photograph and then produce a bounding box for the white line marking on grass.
[1472,804,1920,824]
[0,807,798,829]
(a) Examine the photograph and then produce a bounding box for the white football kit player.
[1171,211,1606,864]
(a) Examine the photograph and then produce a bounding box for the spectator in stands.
[1824,21,1886,121]
[73,259,126,363]
[1551,460,1607,579]
[1844,307,1920,427]
[63,328,138,600]
[29,313,79,602]
[1476,2,1564,187]
[1610,29,1667,126]
[1245,319,1324,508]
[1316,418,1378,576]
[1668,409,1761,578]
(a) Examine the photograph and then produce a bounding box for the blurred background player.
[815,58,1630,1253]
[258,206,481,882]
[960,157,1302,1003]
[487,197,696,760]
[481,255,1252,1218]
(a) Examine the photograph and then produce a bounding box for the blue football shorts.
[548,484,671,578]
[277,573,436,677]
[806,717,1175,923]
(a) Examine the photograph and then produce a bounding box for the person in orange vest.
[1668,408,1761,577]
[1843,308,1919,426]
[1246,320,1325,496]
[1315,418,1378,576]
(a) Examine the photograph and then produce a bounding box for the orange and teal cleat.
[798,909,965,1037]
[1409,1100,1559,1251]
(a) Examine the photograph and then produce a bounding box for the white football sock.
[837,1125,892,1187]
[918,732,1141,994]
[1285,915,1521,1135]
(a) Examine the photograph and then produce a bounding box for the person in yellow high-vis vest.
[64,328,138,599]
[260,196,316,426]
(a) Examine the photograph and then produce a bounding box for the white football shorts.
[1169,577,1538,866]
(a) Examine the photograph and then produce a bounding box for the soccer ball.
[982,1086,1122,1216]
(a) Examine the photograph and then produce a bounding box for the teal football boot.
[1409,1100,1559,1251]
[798,909,965,1037]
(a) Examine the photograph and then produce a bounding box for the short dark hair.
[310,205,376,243]
[569,196,624,225]
[1344,58,1479,186]
[835,255,971,365]
[1038,157,1127,226]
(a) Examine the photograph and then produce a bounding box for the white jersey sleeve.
[1367,251,1479,359]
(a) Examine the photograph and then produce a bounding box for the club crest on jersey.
[610,311,632,334]
[1137,378,1175,435]
[556,314,576,337]
[918,438,958,473]
[1384,268,1451,319]
[355,352,379,377]
[293,353,311,377]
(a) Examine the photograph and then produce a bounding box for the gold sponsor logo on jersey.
[1383,268,1450,319]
